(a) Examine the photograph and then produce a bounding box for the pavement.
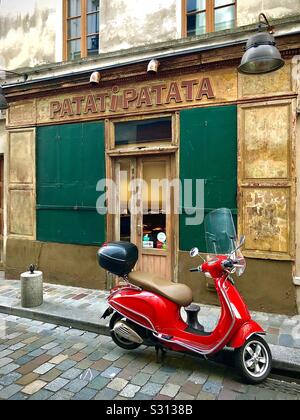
[0,313,299,400]
[0,276,300,375]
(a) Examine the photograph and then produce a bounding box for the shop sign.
[49,78,215,120]
[7,68,238,127]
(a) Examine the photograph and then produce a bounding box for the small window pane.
[87,13,99,35]
[143,161,167,251]
[187,12,206,36]
[214,0,232,7]
[68,18,81,38]
[87,0,100,13]
[115,118,172,146]
[87,35,99,55]
[215,5,235,31]
[68,0,81,17]
[119,160,131,243]
[68,39,81,60]
[187,0,206,13]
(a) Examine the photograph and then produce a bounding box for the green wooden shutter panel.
[37,121,106,245]
[180,105,238,252]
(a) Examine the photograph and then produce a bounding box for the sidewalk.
[0,277,300,374]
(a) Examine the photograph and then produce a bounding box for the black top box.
[98,242,139,277]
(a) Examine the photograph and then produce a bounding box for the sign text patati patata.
[49,78,215,120]
[7,68,239,127]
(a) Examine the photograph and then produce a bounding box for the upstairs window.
[183,0,236,37]
[64,0,100,61]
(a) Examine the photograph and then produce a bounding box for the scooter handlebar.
[190,266,202,273]
[222,260,239,269]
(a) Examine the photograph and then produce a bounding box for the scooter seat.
[128,271,193,307]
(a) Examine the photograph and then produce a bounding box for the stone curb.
[0,304,110,337]
[1,303,300,375]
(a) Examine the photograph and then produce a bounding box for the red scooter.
[99,209,272,384]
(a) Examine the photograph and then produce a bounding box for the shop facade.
[3,37,300,315]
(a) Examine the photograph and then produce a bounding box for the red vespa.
[99,209,272,384]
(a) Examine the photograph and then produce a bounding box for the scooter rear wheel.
[110,313,142,350]
[235,335,272,384]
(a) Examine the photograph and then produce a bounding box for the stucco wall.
[237,0,300,27]
[0,0,61,70]
[0,0,299,71]
[99,0,179,53]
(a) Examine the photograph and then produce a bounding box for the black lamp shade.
[238,32,285,75]
[0,86,8,110]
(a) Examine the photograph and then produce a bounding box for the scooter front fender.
[229,321,266,349]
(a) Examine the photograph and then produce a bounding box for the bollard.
[21,265,43,308]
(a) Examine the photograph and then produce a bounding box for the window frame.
[182,0,237,37]
[63,0,100,61]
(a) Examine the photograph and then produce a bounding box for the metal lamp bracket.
[258,13,275,34]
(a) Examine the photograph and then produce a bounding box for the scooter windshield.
[205,208,237,255]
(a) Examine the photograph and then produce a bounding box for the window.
[183,0,236,37]
[115,117,173,146]
[63,0,100,60]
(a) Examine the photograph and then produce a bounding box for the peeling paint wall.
[0,0,299,71]
[237,0,300,27]
[0,0,61,70]
[100,0,179,53]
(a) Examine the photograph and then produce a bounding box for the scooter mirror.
[190,248,199,258]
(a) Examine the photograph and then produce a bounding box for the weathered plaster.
[100,0,178,53]
[237,0,300,27]
[0,0,61,70]
[5,238,107,291]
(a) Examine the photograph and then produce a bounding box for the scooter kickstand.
[161,348,167,364]
[155,345,167,364]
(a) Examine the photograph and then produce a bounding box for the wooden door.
[114,155,173,281]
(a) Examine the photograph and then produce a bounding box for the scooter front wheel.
[235,335,272,384]
[109,313,142,350]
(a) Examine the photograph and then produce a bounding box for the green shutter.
[180,105,237,252]
[37,121,106,245]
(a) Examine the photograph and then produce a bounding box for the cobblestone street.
[0,313,299,401]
